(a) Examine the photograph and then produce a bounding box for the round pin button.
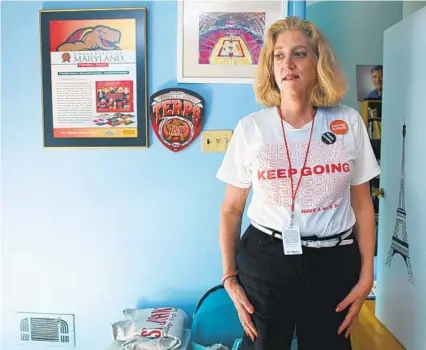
[330,120,349,135]
[321,132,337,145]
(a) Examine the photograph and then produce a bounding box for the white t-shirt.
[216,104,380,238]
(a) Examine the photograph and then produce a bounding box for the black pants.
[236,224,361,350]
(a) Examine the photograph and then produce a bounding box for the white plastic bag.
[120,335,175,350]
[111,307,188,350]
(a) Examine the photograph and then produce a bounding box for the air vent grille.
[17,312,75,347]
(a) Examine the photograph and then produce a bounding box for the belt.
[250,221,354,248]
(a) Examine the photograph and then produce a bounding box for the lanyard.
[280,114,315,227]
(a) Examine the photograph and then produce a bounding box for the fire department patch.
[150,88,204,152]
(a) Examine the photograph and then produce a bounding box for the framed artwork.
[356,64,383,101]
[177,0,287,84]
[39,7,148,148]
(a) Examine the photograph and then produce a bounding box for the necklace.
[279,111,315,227]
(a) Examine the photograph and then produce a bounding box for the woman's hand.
[335,276,373,338]
[224,277,258,341]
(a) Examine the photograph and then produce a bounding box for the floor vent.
[17,312,75,347]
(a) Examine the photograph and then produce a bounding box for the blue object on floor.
[191,285,298,349]
[191,285,242,349]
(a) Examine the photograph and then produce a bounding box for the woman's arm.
[336,112,379,337]
[350,181,376,282]
[336,181,376,337]
[219,184,258,341]
[219,184,251,275]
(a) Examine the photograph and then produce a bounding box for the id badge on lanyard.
[279,112,315,256]
[282,213,302,255]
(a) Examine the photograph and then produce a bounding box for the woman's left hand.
[335,276,374,338]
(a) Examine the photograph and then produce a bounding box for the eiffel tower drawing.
[385,123,414,285]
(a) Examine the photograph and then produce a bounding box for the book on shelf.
[368,106,382,139]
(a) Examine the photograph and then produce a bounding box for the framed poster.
[177,0,287,84]
[39,7,148,148]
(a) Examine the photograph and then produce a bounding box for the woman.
[216,16,379,350]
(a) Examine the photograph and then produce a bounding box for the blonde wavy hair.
[254,16,347,107]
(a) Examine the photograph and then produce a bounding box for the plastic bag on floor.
[111,307,188,350]
[120,335,178,350]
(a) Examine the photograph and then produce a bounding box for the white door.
[376,7,426,350]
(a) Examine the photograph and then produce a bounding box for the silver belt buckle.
[305,240,321,248]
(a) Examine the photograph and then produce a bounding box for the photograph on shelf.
[39,7,148,147]
[356,64,383,101]
[177,0,287,84]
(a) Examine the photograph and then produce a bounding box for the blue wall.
[1,2,262,349]
[306,0,403,109]
[1,1,403,349]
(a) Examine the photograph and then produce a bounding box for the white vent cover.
[17,312,75,347]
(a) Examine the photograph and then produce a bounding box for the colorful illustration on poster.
[150,88,204,152]
[49,19,135,52]
[198,12,265,66]
[55,25,122,51]
[92,113,135,127]
[48,19,138,139]
[96,80,134,113]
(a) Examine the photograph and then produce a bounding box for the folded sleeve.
[350,112,381,186]
[216,121,252,188]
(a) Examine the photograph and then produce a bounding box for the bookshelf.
[360,99,382,300]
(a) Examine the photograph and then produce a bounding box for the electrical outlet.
[201,130,233,152]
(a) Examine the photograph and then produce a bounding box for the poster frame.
[176,0,287,84]
[39,7,148,148]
